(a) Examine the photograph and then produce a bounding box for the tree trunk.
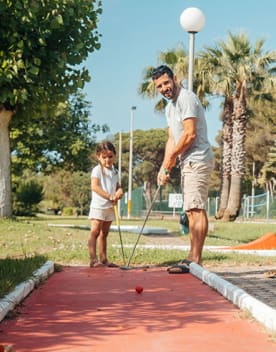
[143,181,152,210]
[223,80,247,221]
[216,175,231,219]
[216,97,233,219]
[0,107,13,217]
[223,174,242,221]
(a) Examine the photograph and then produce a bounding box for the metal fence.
[241,192,272,221]
[120,187,276,221]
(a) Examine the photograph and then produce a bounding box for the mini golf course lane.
[0,266,275,352]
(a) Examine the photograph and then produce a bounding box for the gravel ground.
[206,264,276,310]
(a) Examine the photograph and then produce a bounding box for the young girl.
[88,141,123,267]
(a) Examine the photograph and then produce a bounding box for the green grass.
[0,255,47,298]
[0,215,275,298]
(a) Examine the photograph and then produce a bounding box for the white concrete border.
[190,263,276,332]
[0,260,54,322]
[112,244,276,257]
[48,223,168,234]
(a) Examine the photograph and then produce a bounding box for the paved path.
[1,265,276,352]
[208,265,276,310]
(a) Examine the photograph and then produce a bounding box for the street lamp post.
[118,131,122,216]
[180,7,205,92]
[128,106,136,219]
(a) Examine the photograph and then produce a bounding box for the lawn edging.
[190,263,276,332]
[0,260,54,322]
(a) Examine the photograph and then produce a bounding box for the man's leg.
[181,160,213,265]
[186,208,208,265]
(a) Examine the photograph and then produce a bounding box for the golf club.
[114,204,126,265]
[120,184,161,270]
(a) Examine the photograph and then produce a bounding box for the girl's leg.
[98,221,112,263]
[88,219,102,266]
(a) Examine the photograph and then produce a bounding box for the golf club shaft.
[126,185,161,267]
[114,204,126,265]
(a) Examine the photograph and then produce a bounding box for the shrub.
[62,207,77,216]
[13,180,43,216]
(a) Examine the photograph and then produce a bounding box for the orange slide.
[230,232,276,250]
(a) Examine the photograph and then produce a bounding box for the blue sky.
[84,0,276,146]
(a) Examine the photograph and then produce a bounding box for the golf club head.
[120,265,132,270]
[120,265,150,271]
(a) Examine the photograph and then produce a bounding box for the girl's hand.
[112,188,123,203]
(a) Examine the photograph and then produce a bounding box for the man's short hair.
[151,65,174,80]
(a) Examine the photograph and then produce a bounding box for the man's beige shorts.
[88,207,115,221]
[181,159,214,211]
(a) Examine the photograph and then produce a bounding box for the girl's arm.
[114,182,123,202]
[91,177,113,201]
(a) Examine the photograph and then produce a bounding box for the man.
[151,65,213,273]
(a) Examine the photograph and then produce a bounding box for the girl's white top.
[90,165,118,209]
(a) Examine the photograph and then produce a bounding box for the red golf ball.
[135,286,143,294]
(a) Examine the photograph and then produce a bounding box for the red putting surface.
[0,266,275,352]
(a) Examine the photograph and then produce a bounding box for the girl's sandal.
[90,259,97,267]
[90,259,104,268]
[92,261,106,268]
[101,260,118,268]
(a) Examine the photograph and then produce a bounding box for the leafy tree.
[69,171,91,215]
[246,91,276,188]
[0,0,102,217]
[260,140,276,198]
[43,170,90,214]
[247,92,276,199]
[10,91,108,176]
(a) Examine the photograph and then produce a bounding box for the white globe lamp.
[179,7,205,91]
[180,7,205,33]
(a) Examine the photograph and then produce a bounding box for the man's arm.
[157,128,175,185]
[163,118,197,172]
[161,127,175,171]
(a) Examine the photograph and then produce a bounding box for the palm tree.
[138,45,189,113]
[197,47,234,219]
[139,45,210,110]
[199,32,276,221]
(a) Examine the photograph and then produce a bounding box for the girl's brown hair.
[96,141,116,156]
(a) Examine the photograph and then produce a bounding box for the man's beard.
[163,82,178,101]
